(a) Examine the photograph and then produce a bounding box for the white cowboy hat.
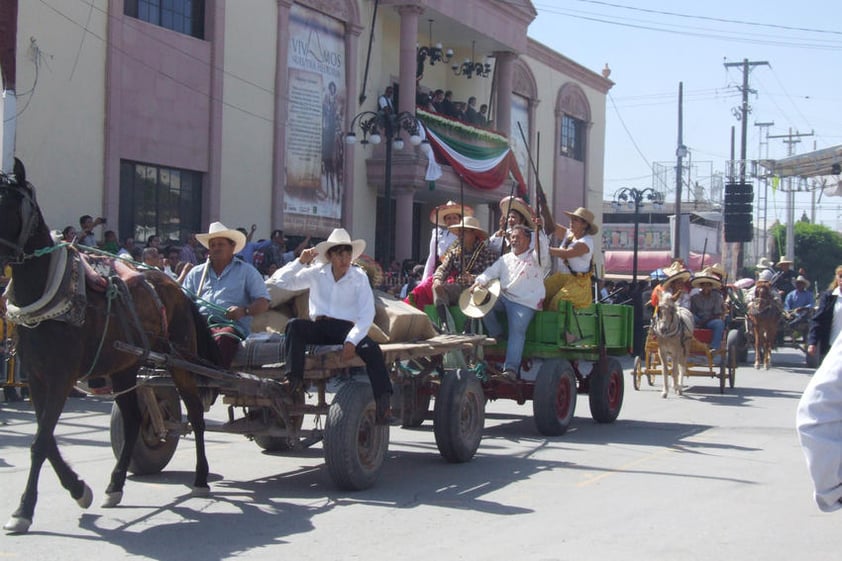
[755,257,773,270]
[499,196,535,229]
[793,275,810,289]
[777,256,794,266]
[314,228,366,264]
[562,207,599,235]
[447,216,488,240]
[459,279,501,318]
[430,200,474,227]
[195,221,247,254]
[757,269,774,283]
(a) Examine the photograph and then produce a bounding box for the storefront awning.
[604,250,720,277]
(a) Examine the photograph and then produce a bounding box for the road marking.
[577,448,674,487]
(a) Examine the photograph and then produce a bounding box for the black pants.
[284,317,392,399]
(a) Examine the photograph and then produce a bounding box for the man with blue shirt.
[182,222,270,367]
[785,275,815,328]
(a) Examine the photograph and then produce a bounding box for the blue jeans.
[482,295,536,373]
[696,317,725,351]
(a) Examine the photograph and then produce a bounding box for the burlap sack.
[250,307,292,333]
[265,281,307,308]
[373,290,436,342]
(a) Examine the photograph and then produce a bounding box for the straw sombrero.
[661,261,690,289]
[430,200,474,227]
[499,196,535,229]
[755,257,773,270]
[459,279,501,318]
[195,222,247,254]
[562,207,599,235]
[447,216,488,240]
[314,228,366,264]
[691,269,722,289]
[777,257,794,266]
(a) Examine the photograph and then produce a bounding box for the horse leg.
[675,352,685,396]
[174,371,210,496]
[102,376,142,508]
[659,349,670,398]
[4,382,90,533]
[753,326,762,369]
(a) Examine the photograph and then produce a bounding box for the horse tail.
[190,300,222,366]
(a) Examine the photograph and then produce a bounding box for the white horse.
[652,292,694,398]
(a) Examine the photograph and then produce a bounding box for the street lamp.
[612,187,665,284]
[346,110,423,265]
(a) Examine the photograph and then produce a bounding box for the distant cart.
[632,327,740,394]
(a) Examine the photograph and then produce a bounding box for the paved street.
[1,347,840,560]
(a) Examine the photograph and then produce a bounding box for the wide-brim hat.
[793,275,810,288]
[459,279,501,318]
[663,270,691,290]
[755,257,773,269]
[709,263,726,279]
[499,196,535,229]
[447,216,488,240]
[691,273,722,289]
[757,269,774,283]
[196,221,247,254]
[314,228,366,264]
[430,200,474,227]
[777,257,794,266]
[562,207,599,235]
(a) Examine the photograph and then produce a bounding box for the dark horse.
[1,159,220,533]
[748,282,780,370]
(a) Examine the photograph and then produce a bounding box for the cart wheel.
[718,351,726,394]
[110,387,182,475]
[532,359,577,436]
[254,392,305,452]
[400,382,432,428]
[433,368,485,463]
[590,357,624,423]
[726,329,740,388]
[632,356,642,391]
[324,381,389,491]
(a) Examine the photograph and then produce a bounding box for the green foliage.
[770,222,842,290]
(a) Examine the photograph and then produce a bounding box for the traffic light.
[723,182,753,243]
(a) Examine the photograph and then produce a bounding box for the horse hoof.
[661,392,668,399]
[76,483,93,509]
[3,516,32,534]
[101,491,123,508]
[190,486,210,498]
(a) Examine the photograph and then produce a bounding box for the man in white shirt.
[472,225,545,380]
[269,228,393,424]
[378,86,394,114]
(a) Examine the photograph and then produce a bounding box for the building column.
[395,187,415,264]
[344,21,363,230]
[493,51,517,138]
[272,0,293,230]
[397,5,423,114]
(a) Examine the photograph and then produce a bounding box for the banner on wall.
[284,4,346,234]
[601,224,671,251]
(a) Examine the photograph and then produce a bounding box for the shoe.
[375,392,394,425]
[500,369,518,383]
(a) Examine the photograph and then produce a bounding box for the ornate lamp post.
[612,187,665,284]
[346,110,422,265]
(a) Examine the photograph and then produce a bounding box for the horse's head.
[0,158,46,264]
[755,283,771,302]
[657,291,676,321]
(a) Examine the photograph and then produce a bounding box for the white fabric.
[476,247,545,311]
[418,126,442,182]
[269,260,374,346]
[796,334,842,511]
[554,233,593,274]
[422,227,457,281]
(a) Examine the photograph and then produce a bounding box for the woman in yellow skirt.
[544,207,598,310]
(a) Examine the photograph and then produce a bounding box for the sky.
[527,0,842,230]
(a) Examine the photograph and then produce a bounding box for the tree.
[770,222,842,290]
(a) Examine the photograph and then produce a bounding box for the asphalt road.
[1,346,840,561]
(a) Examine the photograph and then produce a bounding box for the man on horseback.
[182,222,270,367]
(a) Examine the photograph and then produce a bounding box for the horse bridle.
[0,172,40,264]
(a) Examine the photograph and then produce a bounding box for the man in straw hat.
[423,200,473,281]
[689,267,726,352]
[773,257,796,297]
[544,207,599,310]
[488,196,550,267]
[650,260,692,310]
[785,275,814,328]
[431,216,496,331]
[269,228,394,424]
[182,222,271,367]
[469,224,545,381]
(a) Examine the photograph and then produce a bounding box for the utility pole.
[768,128,814,261]
[674,82,686,260]
[754,121,774,259]
[723,58,769,273]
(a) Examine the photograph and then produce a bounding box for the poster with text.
[285,5,346,232]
